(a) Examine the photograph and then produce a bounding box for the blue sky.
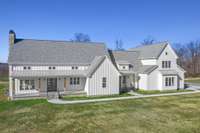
[1,0,200,62]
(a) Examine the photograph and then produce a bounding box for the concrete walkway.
[48,90,200,105]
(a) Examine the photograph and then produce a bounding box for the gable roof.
[110,51,142,72]
[138,65,158,74]
[128,42,168,59]
[86,56,106,77]
[8,39,108,65]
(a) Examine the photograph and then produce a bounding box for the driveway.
[185,82,200,90]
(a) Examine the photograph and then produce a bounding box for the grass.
[62,93,131,101]
[0,76,8,82]
[1,82,200,133]
[185,78,200,84]
[135,89,192,95]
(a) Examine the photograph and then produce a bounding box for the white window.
[70,77,80,85]
[165,77,174,86]
[72,66,78,70]
[102,77,107,88]
[23,66,31,70]
[20,80,35,90]
[162,61,171,68]
[49,66,56,70]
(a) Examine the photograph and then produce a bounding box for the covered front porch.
[10,70,87,99]
[119,71,138,92]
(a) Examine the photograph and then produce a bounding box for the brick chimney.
[9,30,16,48]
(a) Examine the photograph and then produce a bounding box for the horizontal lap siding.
[88,58,119,96]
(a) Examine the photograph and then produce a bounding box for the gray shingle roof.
[11,70,86,78]
[159,70,178,75]
[8,39,108,65]
[111,51,142,72]
[129,42,168,59]
[138,65,158,74]
[86,56,106,77]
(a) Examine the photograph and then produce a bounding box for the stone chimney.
[9,30,16,47]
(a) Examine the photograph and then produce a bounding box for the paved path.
[48,90,200,105]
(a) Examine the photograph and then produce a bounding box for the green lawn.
[135,89,192,95]
[1,82,200,133]
[62,93,131,101]
[0,76,8,82]
[185,78,200,84]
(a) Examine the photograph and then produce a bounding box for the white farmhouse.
[8,30,185,100]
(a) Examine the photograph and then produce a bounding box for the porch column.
[9,77,13,99]
[134,74,138,89]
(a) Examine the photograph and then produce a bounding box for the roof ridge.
[15,38,106,45]
[130,41,169,50]
[113,50,139,53]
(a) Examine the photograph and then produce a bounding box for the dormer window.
[24,66,31,70]
[72,66,78,70]
[49,66,56,70]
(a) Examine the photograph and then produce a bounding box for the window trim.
[162,61,171,68]
[20,80,35,91]
[70,77,80,85]
[102,77,107,88]
[165,77,175,87]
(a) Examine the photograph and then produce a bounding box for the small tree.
[115,39,124,50]
[71,33,91,42]
[141,36,156,45]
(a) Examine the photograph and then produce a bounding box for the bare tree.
[141,36,156,45]
[173,43,188,67]
[115,39,124,50]
[71,33,91,42]
[186,40,200,75]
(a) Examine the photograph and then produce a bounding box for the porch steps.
[47,92,59,99]
[13,93,43,100]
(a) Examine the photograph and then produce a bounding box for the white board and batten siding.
[141,59,157,65]
[87,57,120,96]
[12,66,88,71]
[138,74,148,90]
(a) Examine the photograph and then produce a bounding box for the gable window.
[70,77,80,85]
[162,61,171,68]
[20,80,35,90]
[162,61,165,68]
[168,61,171,68]
[102,77,107,88]
[165,52,168,55]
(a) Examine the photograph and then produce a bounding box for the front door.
[47,78,57,92]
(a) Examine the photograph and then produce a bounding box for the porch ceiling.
[120,70,136,75]
[11,70,87,78]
